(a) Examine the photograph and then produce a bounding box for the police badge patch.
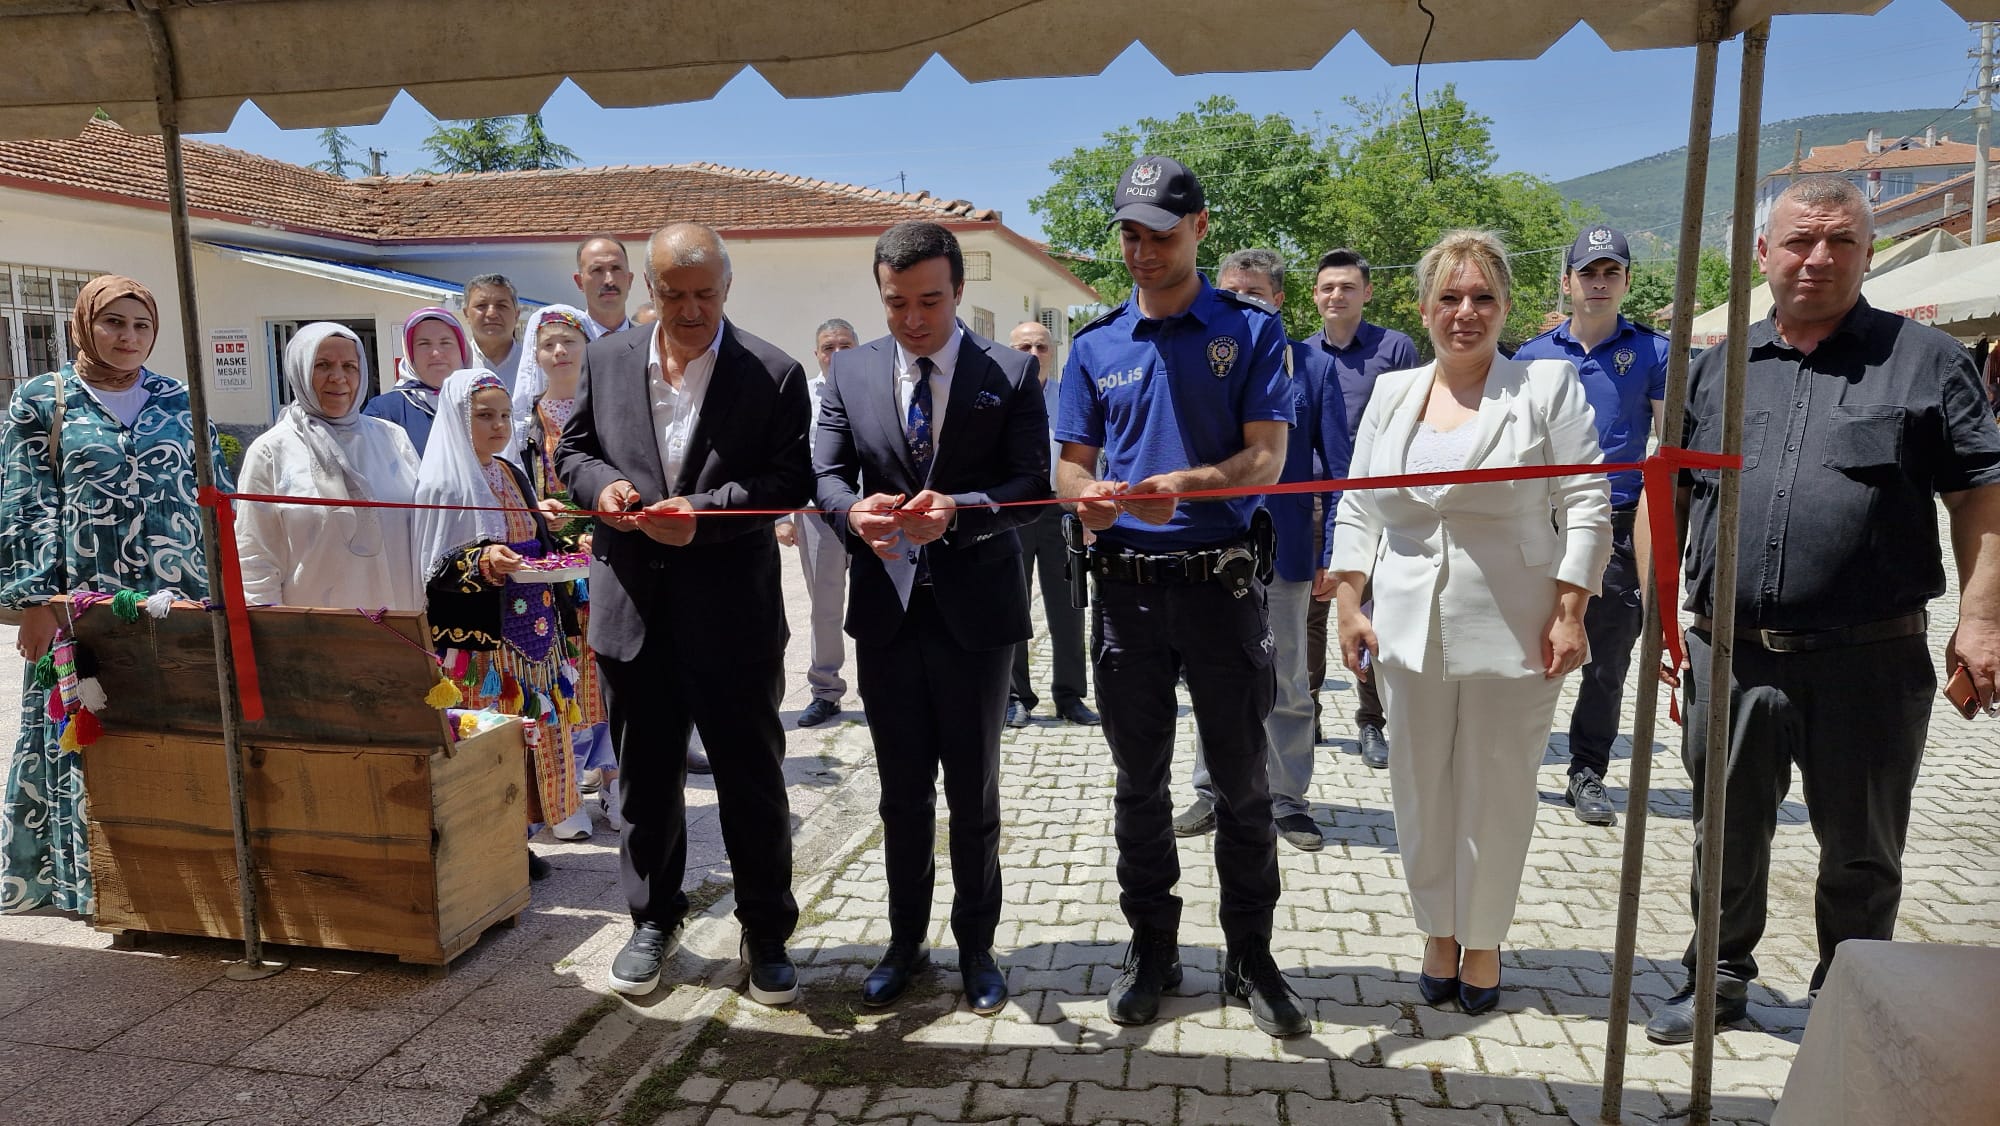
[1207,336,1239,377]
[1614,347,1636,376]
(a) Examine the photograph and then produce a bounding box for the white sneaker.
[602,777,625,831]
[551,806,594,841]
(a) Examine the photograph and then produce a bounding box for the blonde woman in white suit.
[1330,230,1611,1015]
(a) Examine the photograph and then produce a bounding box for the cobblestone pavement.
[0,515,1994,1125]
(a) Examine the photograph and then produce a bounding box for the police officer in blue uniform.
[1055,156,1307,1038]
[1512,224,1669,826]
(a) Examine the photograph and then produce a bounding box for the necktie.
[905,357,935,582]
[906,355,935,483]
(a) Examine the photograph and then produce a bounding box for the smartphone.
[1945,664,1983,720]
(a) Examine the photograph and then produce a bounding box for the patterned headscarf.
[70,275,160,391]
[411,369,514,591]
[395,307,471,387]
[507,303,591,464]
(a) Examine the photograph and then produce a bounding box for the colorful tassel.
[143,590,174,618]
[45,690,64,723]
[110,589,143,623]
[58,720,80,753]
[425,677,462,709]
[565,697,584,726]
[31,654,55,691]
[480,662,502,698]
[70,709,101,747]
[76,677,107,713]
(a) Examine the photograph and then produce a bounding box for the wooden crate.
[73,604,530,966]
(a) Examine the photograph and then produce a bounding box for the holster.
[1061,512,1089,609]
[1249,507,1276,585]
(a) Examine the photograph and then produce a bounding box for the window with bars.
[964,251,993,282]
[971,307,995,339]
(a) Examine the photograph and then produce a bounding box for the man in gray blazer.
[815,221,1051,1015]
[557,222,813,1005]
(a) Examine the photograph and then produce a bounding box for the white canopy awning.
[1863,235,2000,338]
[8,0,1999,141]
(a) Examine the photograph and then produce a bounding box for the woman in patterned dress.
[510,305,618,839]
[0,275,231,913]
[414,369,584,881]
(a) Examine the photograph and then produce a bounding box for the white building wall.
[3,187,1094,429]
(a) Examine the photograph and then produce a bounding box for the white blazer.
[1330,356,1612,680]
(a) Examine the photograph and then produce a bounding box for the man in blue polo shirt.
[1513,224,1669,826]
[1175,248,1351,854]
[1057,156,1306,1038]
[1301,249,1417,769]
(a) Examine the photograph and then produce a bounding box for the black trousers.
[1567,506,1644,778]
[857,586,1011,951]
[1681,628,1933,992]
[599,637,798,940]
[1010,507,1088,711]
[1094,574,1279,944]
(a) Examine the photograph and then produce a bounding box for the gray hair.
[815,317,857,340]
[1218,248,1286,293]
[1767,176,1875,239]
[644,222,732,284]
[1416,229,1513,306]
[463,273,517,302]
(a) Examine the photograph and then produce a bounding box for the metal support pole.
[1686,17,1769,1125]
[1575,12,1725,1125]
[139,4,285,982]
[1973,22,1992,246]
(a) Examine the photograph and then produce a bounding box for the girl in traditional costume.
[414,370,585,879]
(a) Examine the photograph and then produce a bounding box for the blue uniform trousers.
[1567,505,1644,777]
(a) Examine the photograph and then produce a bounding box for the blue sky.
[198,0,1978,241]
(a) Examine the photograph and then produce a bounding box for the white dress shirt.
[894,325,962,457]
[648,323,722,490]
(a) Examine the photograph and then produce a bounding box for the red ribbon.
[198,486,264,722]
[197,448,1742,730]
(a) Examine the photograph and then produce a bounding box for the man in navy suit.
[814,221,1052,1015]
[557,222,812,1006]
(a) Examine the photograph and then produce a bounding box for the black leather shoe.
[1418,972,1459,1006]
[797,699,841,728]
[861,940,931,1008]
[1458,977,1501,1015]
[960,949,1007,1015]
[527,850,552,881]
[1005,701,1031,728]
[608,920,683,996]
[1565,768,1618,826]
[1107,928,1182,1026]
[740,933,800,1006]
[1644,981,1749,1044]
[1275,813,1324,852]
[1172,800,1216,837]
[1057,700,1100,726]
[1359,723,1389,769]
[1223,942,1311,1038]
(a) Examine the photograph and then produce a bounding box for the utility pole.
[368,148,386,177]
[898,170,907,194]
[1973,22,1992,244]
[1790,129,1802,182]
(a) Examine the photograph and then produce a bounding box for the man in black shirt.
[1648,177,2000,1044]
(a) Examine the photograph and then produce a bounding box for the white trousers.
[1378,661,1563,949]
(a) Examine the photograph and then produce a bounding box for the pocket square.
[973,390,1004,409]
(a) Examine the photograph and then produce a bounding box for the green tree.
[1621,246,1734,330]
[1030,95,1331,333]
[511,114,579,170]
[422,117,524,173]
[309,126,367,178]
[1315,86,1585,346]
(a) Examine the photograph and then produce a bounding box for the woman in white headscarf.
[236,323,423,610]
[415,369,586,877]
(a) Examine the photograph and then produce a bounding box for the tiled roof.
[0,119,374,238]
[0,120,1001,243]
[1774,137,1999,176]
